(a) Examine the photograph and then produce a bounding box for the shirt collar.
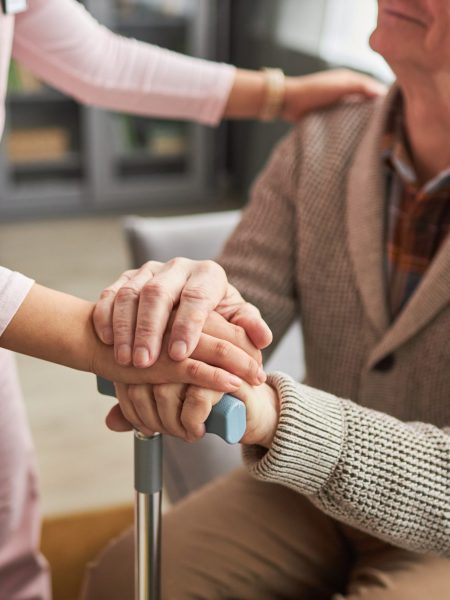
[382,91,450,196]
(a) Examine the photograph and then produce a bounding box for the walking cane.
[97,376,246,600]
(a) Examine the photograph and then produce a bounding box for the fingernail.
[257,367,267,383]
[170,341,187,360]
[228,375,242,388]
[102,328,114,344]
[117,344,131,365]
[134,347,150,367]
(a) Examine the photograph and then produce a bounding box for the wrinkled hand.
[106,380,280,449]
[282,69,386,122]
[93,258,272,368]
[93,310,267,392]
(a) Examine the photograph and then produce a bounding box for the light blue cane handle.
[204,394,246,444]
[96,377,246,444]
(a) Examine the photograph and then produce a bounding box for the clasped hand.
[92,258,279,448]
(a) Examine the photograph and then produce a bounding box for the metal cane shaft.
[134,431,162,600]
[136,489,161,600]
[97,377,247,600]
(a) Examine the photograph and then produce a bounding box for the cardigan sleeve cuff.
[242,372,346,496]
[0,267,35,336]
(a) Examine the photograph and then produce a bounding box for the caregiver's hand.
[1,284,263,393]
[282,69,386,122]
[93,258,272,368]
[94,310,266,390]
[106,381,280,448]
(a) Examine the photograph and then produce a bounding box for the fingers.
[93,270,136,345]
[191,333,265,386]
[178,358,243,393]
[95,259,271,386]
[109,258,229,367]
[153,384,187,439]
[111,382,214,442]
[282,69,387,122]
[153,384,222,442]
[216,284,273,350]
[180,387,223,441]
[202,311,262,363]
[107,382,243,446]
[96,258,231,370]
[168,260,228,361]
[337,70,386,97]
[131,259,195,368]
[113,382,157,437]
[228,303,273,350]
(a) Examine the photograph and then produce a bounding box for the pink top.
[0,0,236,333]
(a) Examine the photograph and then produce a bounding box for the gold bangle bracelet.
[260,68,286,121]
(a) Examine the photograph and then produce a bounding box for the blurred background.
[0,0,391,546]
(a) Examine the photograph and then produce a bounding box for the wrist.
[259,382,280,449]
[282,76,307,120]
[224,69,265,119]
[0,283,98,373]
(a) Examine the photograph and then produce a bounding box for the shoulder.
[251,95,386,202]
[292,97,380,161]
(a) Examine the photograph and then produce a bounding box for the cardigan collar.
[346,84,450,366]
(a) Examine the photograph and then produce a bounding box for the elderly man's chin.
[369,22,423,67]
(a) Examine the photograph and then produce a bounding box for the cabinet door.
[85,0,219,210]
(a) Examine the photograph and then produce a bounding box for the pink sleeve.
[0,267,34,337]
[12,0,236,126]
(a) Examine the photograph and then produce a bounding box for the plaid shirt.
[383,94,450,320]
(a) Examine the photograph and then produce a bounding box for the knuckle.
[128,385,147,404]
[199,259,223,275]
[172,320,196,341]
[169,256,188,269]
[181,285,211,305]
[153,386,170,405]
[211,368,223,386]
[185,389,207,408]
[135,317,158,339]
[99,288,115,301]
[116,285,139,304]
[123,269,137,280]
[186,361,201,380]
[215,340,231,359]
[113,318,132,337]
[143,260,159,269]
[141,281,173,305]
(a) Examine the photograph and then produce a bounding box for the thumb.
[105,403,133,432]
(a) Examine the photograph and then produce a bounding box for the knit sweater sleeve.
[243,372,450,557]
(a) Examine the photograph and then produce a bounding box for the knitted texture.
[220,89,450,556]
[243,374,450,556]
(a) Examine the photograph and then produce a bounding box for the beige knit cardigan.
[219,88,450,557]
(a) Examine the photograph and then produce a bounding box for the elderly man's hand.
[105,380,280,448]
[93,258,272,368]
